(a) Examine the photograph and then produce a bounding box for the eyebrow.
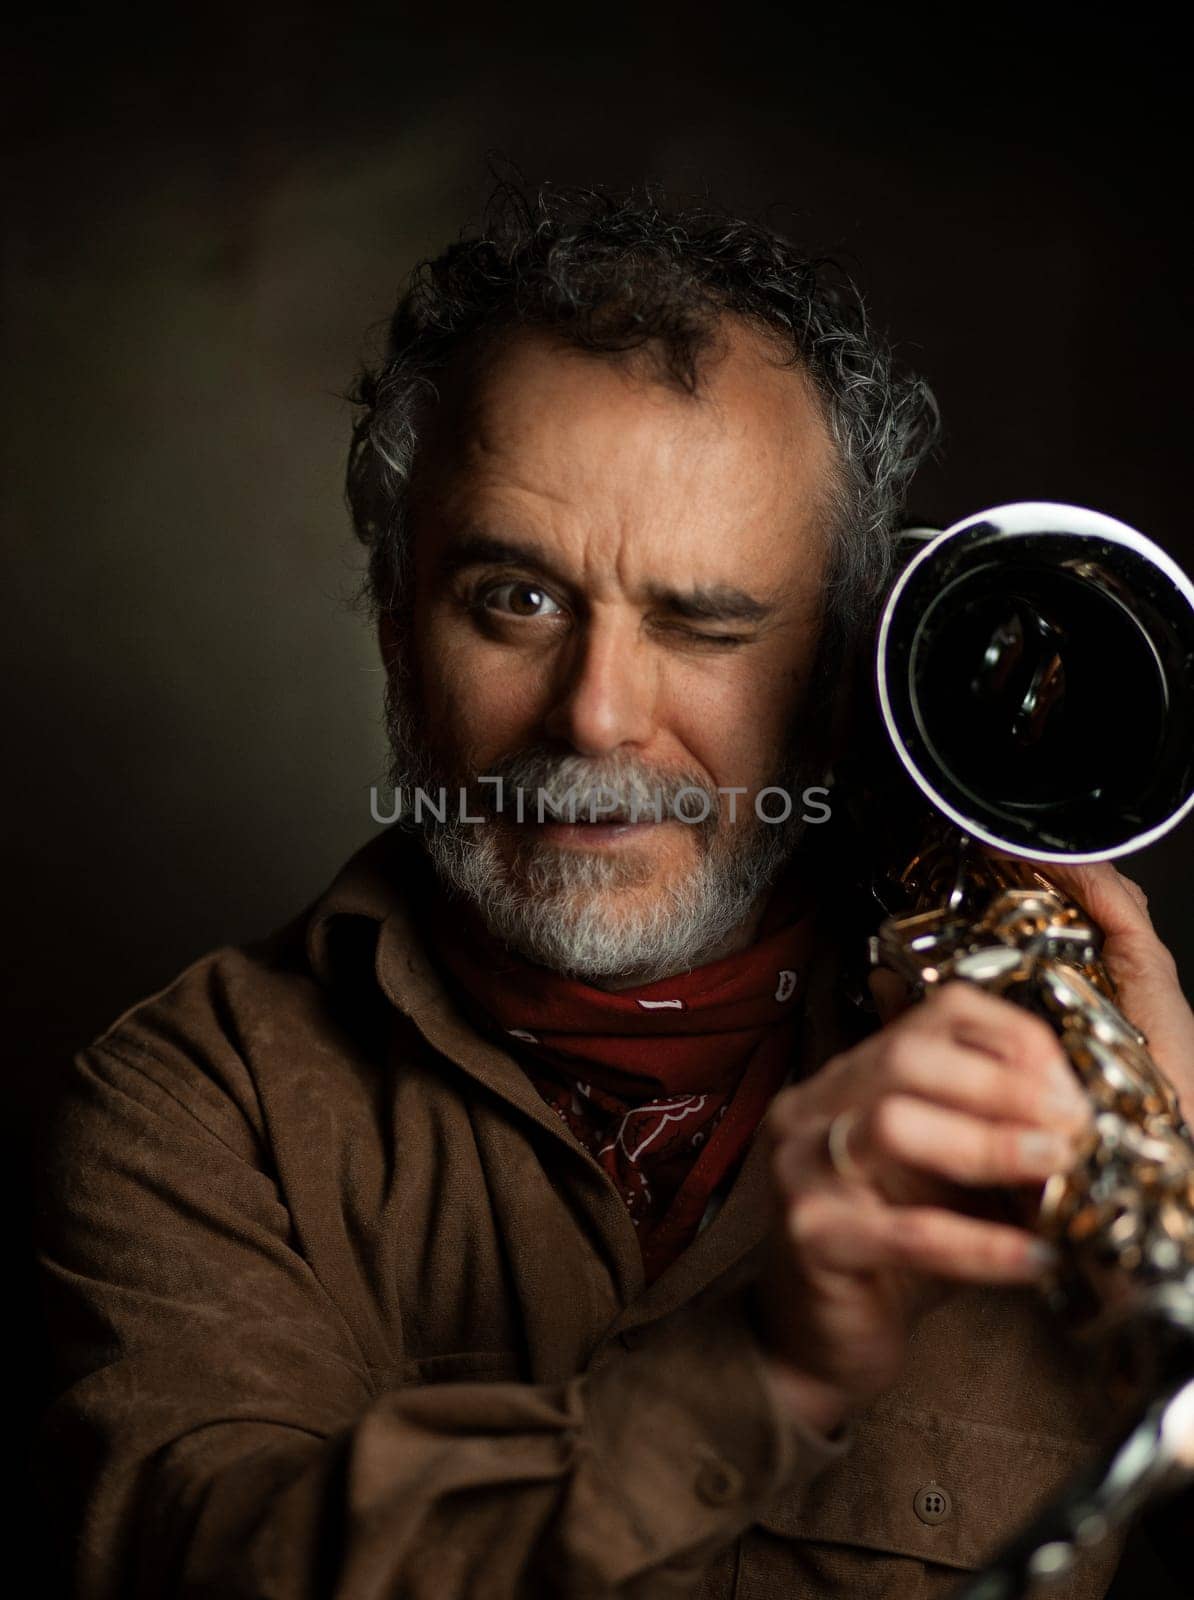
[435,533,559,583]
[643,580,775,624]
[437,532,777,624]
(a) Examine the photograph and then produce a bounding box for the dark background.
[4,7,1190,1588]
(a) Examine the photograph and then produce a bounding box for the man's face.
[384,318,839,982]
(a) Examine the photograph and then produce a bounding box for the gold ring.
[826,1108,866,1183]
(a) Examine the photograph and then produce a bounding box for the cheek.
[665,651,804,790]
[415,614,546,761]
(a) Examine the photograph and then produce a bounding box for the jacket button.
[914,1483,953,1525]
[694,1458,745,1506]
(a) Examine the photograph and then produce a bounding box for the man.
[34,185,1194,1598]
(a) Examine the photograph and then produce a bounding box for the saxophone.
[865,503,1194,1598]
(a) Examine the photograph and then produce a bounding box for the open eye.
[479,581,564,619]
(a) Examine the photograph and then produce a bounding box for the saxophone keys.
[1067,1203,1106,1242]
[1037,1171,1073,1230]
[1156,1201,1189,1243]
[951,946,1025,983]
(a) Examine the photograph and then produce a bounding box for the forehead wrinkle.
[422,324,837,611]
[441,448,823,620]
[450,422,750,593]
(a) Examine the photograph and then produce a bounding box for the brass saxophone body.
[865,503,1194,1595]
[875,835,1194,1340]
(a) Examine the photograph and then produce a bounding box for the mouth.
[530,817,666,848]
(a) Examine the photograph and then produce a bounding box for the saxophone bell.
[876,500,1194,864]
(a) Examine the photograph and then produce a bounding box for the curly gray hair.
[346,181,942,663]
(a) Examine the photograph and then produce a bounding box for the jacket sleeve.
[34,1038,846,1600]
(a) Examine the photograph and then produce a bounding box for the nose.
[541,614,655,756]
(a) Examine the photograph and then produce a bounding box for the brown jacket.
[34,831,1126,1599]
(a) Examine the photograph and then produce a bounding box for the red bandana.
[424,874,815,1282]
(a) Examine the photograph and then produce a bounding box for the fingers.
[768,980,1090,1152]
[1004,857,1193,1109]
[918,982,1078,1086]
[789,1190,1054,1286]
[1048,863,1183,998]
[767,979,1097,1222]
[761,981,1083,1403]
[774,1088,1085,1201]
[855,1094,1085,1188]
[873,1025,1090,1136]
[986,849,1161,951]
[1118,873,1151,916]
[1050,858,1147,918]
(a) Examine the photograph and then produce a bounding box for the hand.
[1010,855,1194,1123]
[752,982,1094,1438]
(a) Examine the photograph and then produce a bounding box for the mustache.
[465,747,721,828]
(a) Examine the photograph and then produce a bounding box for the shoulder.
[56,832,420,1162]
[52,919,323,1164]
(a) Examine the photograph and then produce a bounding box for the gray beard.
[383,657,821,986]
